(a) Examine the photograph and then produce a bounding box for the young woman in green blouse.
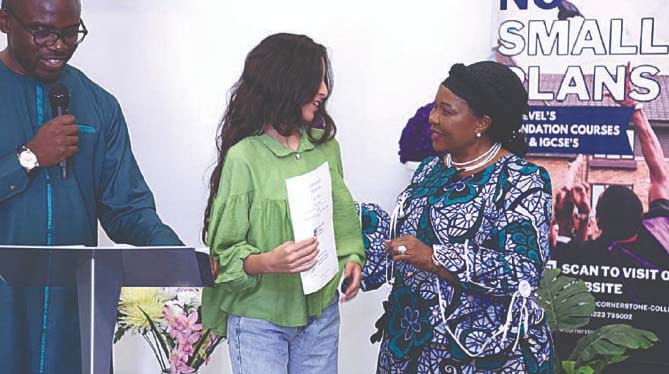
[201,33,365,374]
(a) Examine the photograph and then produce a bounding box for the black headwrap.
[441,61,529,156]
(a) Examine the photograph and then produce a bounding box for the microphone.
[48,83,70,179]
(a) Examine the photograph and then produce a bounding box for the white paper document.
[285,162,338,294]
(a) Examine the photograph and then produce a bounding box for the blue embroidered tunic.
[0,61,182,374]
[362,154,554,374]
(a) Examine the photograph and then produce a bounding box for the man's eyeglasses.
[3,7,88,47]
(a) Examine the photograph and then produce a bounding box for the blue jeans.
[227,297,340,374]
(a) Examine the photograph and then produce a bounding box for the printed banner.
[498,0,669,371]
[524,106,634,154]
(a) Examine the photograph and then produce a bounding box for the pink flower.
[175,330,202,356]
[121,288,219,373]
[166,309,201,338]
[169,350,193,374]
[164,305,181,337]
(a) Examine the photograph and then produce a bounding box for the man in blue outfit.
[0,0,183,372]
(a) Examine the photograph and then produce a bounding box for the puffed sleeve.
[207,150,262,292]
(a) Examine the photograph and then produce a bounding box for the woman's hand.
[340,262,362,303]
[209,255,220,279]
[244,238,319,275]
[384,235,435,273]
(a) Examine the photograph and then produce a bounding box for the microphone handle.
[56,107,68,179]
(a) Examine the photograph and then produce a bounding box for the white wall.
[2,1,495,372]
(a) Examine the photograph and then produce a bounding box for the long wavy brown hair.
[202,33,336,244]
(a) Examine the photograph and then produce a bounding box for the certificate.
[285,162,338,294]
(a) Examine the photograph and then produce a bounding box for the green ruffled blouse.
[202,129,365,336]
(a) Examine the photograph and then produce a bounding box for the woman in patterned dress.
[367,61,554,373]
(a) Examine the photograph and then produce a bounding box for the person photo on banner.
[375,61,554,373]
[550,155,593,253]
[200,33,365,374]
[562,63,669,373]
[0,0,183,372]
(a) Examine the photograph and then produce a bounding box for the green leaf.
[577,366,595,374]
[562,360,577,374]
[569,324,658,369]
[188,332,225,370]
[606,355,629,365]
[562,361,596,374]
[137,306,171,357]
[113,324,129,344]
[576,366,595,374]
[188,329,212,367]
[536,268,595,332]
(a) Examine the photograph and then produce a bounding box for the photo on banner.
[496,0,669,371]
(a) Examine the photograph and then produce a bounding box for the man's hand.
[554,186,573,212]
[571,182,591,242]
[620,61,638,108]
[27,114,78,167]
[572,182,591,215]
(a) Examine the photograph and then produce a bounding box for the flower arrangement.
[398,102,440,164]
[115,287,223,373]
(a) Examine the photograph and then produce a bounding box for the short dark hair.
[596,185,643,240]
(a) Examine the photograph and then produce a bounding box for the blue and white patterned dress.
[361,154,554,374]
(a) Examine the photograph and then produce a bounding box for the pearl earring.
[475,132,481,138]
